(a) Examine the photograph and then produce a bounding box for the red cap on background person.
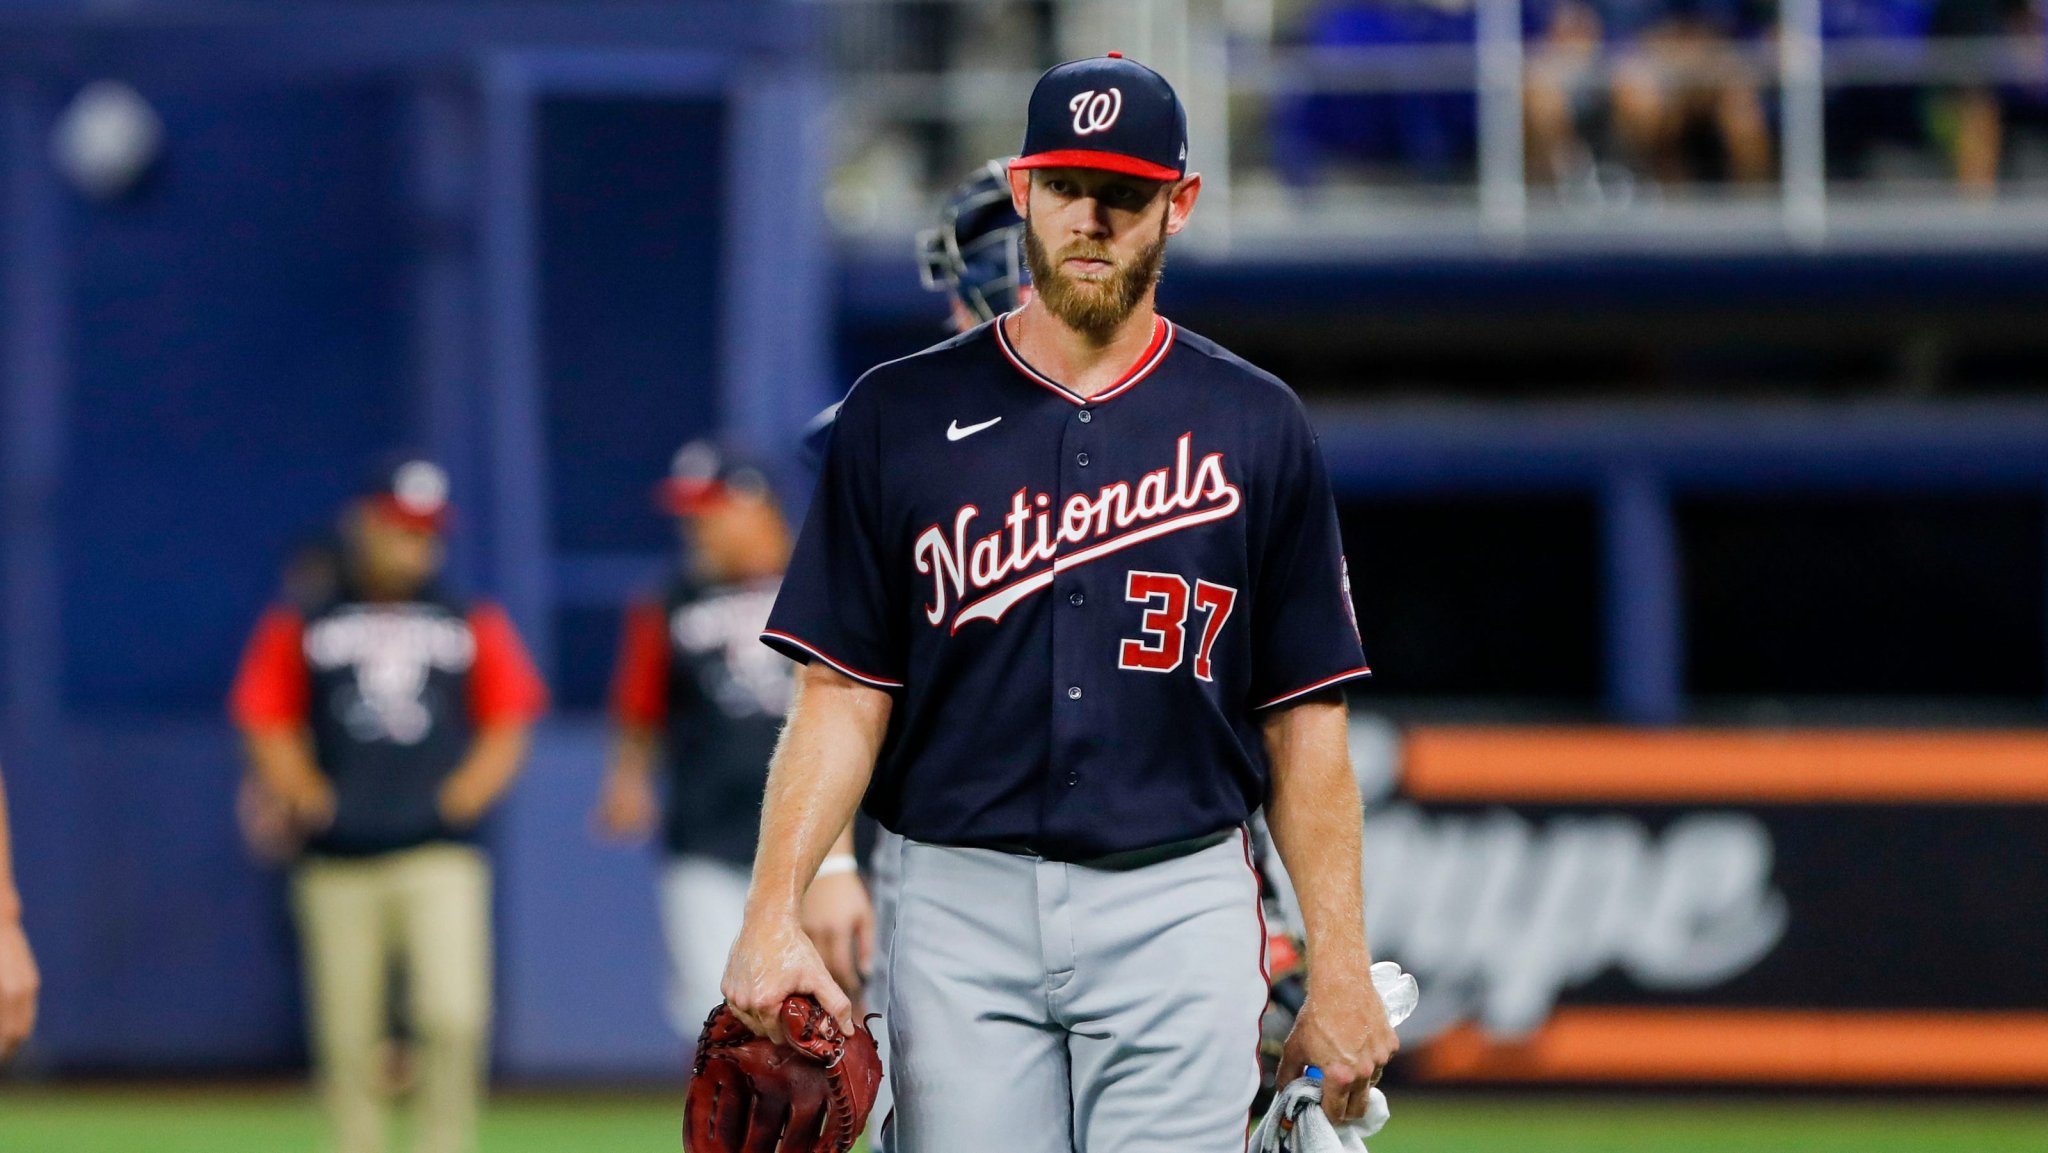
[361,457,452,533]
[658,440,771,517]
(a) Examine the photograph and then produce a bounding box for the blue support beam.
[1316,403,2048,495]
[1,77,78,1063]
[1602,470,1684,724]
[1,83,66,745]
[477,58,553,671]
[404,79,485,595]
[722,67,834,479]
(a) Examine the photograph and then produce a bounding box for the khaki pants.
[293,843,492,1153]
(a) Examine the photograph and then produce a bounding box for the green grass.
[0,1088,2044,1152]
[0,1090,694,1153]
[1370,1097,2048,1153]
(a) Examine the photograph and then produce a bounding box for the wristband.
[815,854,860,879]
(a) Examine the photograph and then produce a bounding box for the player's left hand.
[1279,960,1398,1126]
[801,871,874,1011]
[0,915,38,1062]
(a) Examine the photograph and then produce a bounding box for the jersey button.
[1076,452,1090,467]
[1078,409,1093,423]
[1067,685,1083,700]
[1068,589,1085,606]
[1066,772,1079,786]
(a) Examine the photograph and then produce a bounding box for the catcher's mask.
[915,159,1029,324]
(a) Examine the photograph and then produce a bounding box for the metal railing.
[815,0,2048,255]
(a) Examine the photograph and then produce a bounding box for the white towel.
[1248,960,1419,1153]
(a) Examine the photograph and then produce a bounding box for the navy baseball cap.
[1012,52,1187,183]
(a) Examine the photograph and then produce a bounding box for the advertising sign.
[1358,726,2048,1086]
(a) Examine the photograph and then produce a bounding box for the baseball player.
[230,458,548,1153]
[0,763,37,1061]
[594,442,810,1035]
[722,53,1396,1152]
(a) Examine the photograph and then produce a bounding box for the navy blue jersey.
[763,316,1368,861]
[230,586,548,858]
[613,573,793,866]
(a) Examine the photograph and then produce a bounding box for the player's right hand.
[0,916,39,1062]
[720,910,854,1046]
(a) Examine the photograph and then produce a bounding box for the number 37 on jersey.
[1119,570,1236,681]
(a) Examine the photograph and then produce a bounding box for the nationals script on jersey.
[763,315,1369,862]
[917,431,1240,631]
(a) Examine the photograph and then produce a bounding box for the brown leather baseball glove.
[684,995,883,1153]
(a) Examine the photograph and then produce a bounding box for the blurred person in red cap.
[229,457,547,1153]
[0,763,37,1062]
[592,442,803,1038]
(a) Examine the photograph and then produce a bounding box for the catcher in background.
[0,762,38,1061]
[594,442,808,1035]
[916,157,1032,330]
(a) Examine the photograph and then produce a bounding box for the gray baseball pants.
[881,829,1267,1153]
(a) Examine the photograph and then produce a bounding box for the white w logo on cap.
[1068,88,1123,136]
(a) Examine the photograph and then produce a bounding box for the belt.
[976,827,1237,871]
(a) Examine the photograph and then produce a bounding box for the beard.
[1023,210,1169,338]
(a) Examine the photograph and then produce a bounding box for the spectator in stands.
[1608,0,1775,184]
[593,442,803,1036]
[0,763,38,1061]
[1526,0,1774,187]
[230,458,547,1153]
[1928,0,2039,194]
[1525,0,1609,185]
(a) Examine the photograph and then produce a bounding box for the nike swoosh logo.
[947,416,1002,442]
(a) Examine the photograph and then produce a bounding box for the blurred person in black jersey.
[594,442,802,1036]
[230,458,547,1153]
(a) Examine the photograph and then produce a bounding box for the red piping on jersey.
[759,630,906,690]
[994,312,1174,406]
[1241,826,1269,1153]
[1257,665,1374,710]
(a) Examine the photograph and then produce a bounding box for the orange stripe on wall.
[1403,728,2048,803]
[1417,1009,2048,1085]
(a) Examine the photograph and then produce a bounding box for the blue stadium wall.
[0,60,810,1078]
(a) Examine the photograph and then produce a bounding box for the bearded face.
[1022,199,1169,338]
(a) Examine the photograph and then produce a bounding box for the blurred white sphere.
[51,80,164,201]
